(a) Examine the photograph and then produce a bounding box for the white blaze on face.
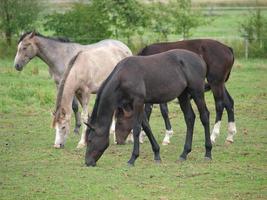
[14,42,22,65]
[54,123,68,148]
[210,121,221,143]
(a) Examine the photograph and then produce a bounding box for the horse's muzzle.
[85,156,96,167]
[15,64,23,71]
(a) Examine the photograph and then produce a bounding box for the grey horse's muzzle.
[14,64,23,71]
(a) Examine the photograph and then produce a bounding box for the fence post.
[244,34,249,59]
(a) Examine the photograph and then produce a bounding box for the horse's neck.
[94,89,117,134]
[35,37,83,80]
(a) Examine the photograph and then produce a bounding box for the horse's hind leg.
[160,103,174,145]
[72,97,81,134]
[224,87,236,144]
[210,84,225,144]
[178,92,196,161]
[141,112,161,162]
[192,92,212,160]
[76,92,90,149]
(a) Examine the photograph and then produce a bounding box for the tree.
[147,2,174,41]
[240,8,267,44]
[44,0,147,44]
[0,0,40,45]
[170,0,204,39]
[102,0,147,42]
[44,3,111,44]
[239,8,267,57]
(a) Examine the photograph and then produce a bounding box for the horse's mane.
[18,31,71,44]
[90,64,120,125]
[52,52,81,126]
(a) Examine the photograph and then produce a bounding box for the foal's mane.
[18,31,71,44]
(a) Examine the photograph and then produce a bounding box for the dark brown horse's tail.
[225,46,235,83]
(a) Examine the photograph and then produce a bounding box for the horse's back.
[117,49,206,103]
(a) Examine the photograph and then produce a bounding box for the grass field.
[0,56,266,200]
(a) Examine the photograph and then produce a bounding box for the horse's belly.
[145,80,187,103]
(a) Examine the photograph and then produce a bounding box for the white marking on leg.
[226,122,237,143]
[210,121,221,144]
[126,131,134,143]
[162,129,173,145]
[139,130,146,143]
[77,110,88,148]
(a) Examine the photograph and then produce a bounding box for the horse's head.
[115,107,134,144]
[52,108,71,149]
[85,123,110,167]
[14,31,38,71]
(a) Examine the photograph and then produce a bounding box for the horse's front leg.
[72,97,81,135]
[127,98,144,166]
[141,112,161,163]
[76,93,90,149]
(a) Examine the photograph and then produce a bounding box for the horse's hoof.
[162,141,170,146]
[225,140,233,146]
[176,157,186,163]
[154,159,161,164]
[127,162,134,167]
[54,144,64,149]
[76,143,86,149]
[204,156,212,162]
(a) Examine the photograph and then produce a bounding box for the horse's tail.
[53,51,82,127]
[225,46,235,83]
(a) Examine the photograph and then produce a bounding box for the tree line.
[0,0,267,57]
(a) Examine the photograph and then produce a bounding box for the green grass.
[0,57,266,200]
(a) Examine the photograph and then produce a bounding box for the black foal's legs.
[224,87,236,143]
[141,114,161,162]
[160,103,174,145]
[127,120,142,166]
[178,93,196,161]
[72,97,81,134]
[128,98,145,166]
[192,93,212,159]
[159,103,172,131]
[210,84,225,144]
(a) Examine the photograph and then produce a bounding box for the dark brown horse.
[85,49,211,167]
[115,39,236,145]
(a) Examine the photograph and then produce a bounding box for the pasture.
[0,57,266,199]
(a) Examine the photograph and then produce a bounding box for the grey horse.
[14,31,99,134]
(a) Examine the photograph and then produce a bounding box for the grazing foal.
[85,49,211,167]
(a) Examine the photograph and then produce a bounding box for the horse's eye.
[22,47,27,50]
[62,126,66,130]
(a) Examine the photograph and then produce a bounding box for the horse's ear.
[29,30,36,38]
